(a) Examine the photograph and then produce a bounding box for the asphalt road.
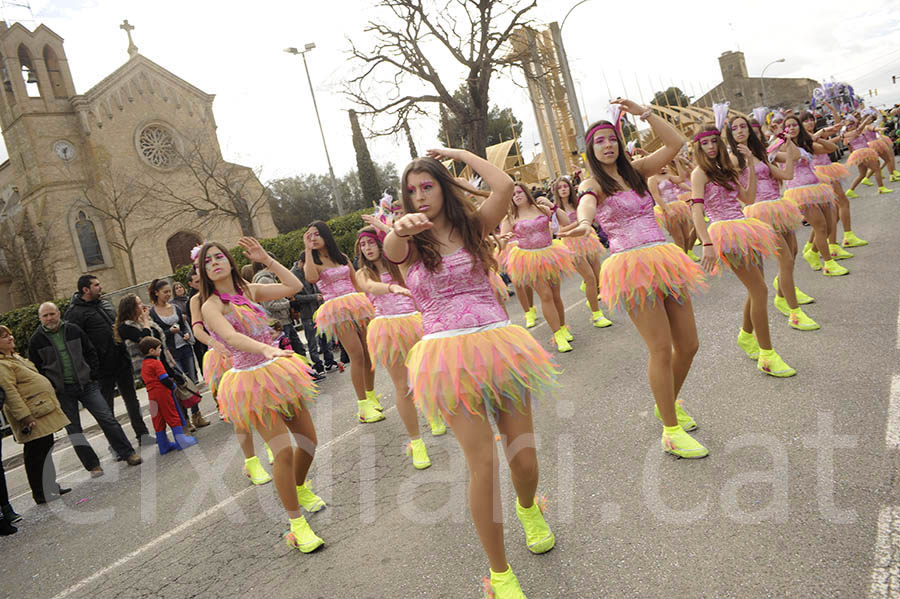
[1,179,899,599]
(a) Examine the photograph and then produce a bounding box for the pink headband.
[358,231,384,245]
[692,130,719,142]
[586,122,617,143]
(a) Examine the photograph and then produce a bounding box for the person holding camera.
[0,325,72,504]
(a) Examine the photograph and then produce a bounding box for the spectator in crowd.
[148,279,198,384]
[186,267,207,372]
[28,302,142,473]
[252,258,305,355]
[64,275,150,446]
[240,264,255,281]
[0,387,23,535]
[139,337,196,453]
[0,325,72,504]
[291,253,338,374]
[170,281,189,314]
[115,294,209,432]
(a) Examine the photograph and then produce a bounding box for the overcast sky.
[1,0,898,182]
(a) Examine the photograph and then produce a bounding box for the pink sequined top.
[593,189,665,254]
[848,134,869,151]
[812,152,831,167]
[657,179,683,204]
[210,303,275,371]
[703,181,745,222]
[406,248,507,335]
[863,129,877,142]
[785,156,819,188]
[741,161,780,203]
[369,271,417,317]
[513,214,553,250]
[317,265,356,301]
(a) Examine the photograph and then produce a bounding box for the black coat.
[28,322,99,393]
[290,265,322,321]
[63,293,127,376]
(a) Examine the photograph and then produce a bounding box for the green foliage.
[651,86,691,108]
[349,110,381,209]
[172,264,192,287]
[0,297,71,355]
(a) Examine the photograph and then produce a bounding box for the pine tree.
[402,119,418,159]
[349,109,380,207]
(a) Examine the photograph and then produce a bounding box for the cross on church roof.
[120,19,138,58]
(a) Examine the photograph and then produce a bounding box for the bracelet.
[702,242,713,247]
[639,108,653,121]
[690,198,705,205]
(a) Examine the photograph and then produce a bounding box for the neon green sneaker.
[358,399,386,423]
[757,348,797,377]
[265,443,274,465]
[789,308,820,331]
[661,425,709,458]
[802,241,813,254]
[878,186,894,194]
[822,259,849,276]
[296,481,327,513]
[829,243,853,260]
[366,389,384,412]
[737,329,760,359]
[686,249,701,262]
[524,307,537,329]
[845,188,860,199]
[554,329,573,353]
[592,310,612,328]
[579,280,586,292]
[283,515,324,553]
[406,438,431,470]
[773,276,814,304]
[842,231,868,247]
[892,173,900,182]
[562,324,574,342]
[484,565,527,599]
[803,249,822,271]
[861,177,874,186]
[515,497,555,554]
[243,456,272,485]
[654,399,698,431]
[428,412,447,436]
[773,294,790,317]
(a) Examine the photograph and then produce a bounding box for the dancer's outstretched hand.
[392,213,433,237]
[238,237,268,264]
[389,284,412,297]
[611,97,646,116]
[426,147,465,162]
[701,244,717,273]
[262,345,293,361]
[557,222,590,238]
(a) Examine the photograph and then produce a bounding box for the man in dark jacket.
[30,302,142,469]
[291,255,335,374]
[64,275,150,445]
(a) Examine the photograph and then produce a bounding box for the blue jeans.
[300,319,333,372]
[59,381,136,465]
[171,344,198,384]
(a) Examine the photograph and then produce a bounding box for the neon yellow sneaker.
[592,310,612,328]
[757,348,796,377]
[802,249,822,271]
[737,329,760,359]
[406,438,431,470]
[515,497,555,554]
[366,389,384,412]
[878,186,894,194]
[846,188,860,199]
[661,425,709,458]
[773,276,814,305]
[283,515,324,553]
[829,243,853,260]
[789,308,820,331]
[296,481,326,513]
[579,280,586,292]
[686,249,701,262]
[803,241,813,254]
[484,565,527,599]
[524,307,537,329]
[242,456,272,485]
[822,259,849,276]
[654,399,698,431]
[773,294,790,317]
[892,173,900,182]
[861,177,874,186]
[358,399,386,423]
[562,324,574,342]
[842,231,868,247]
[265,443,274,465]
[893,170,900,178]
[554,329,573,353]
[428,412,447,436]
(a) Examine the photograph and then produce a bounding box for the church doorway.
[166,231,201,272]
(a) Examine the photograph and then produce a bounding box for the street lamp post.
[760,58,786,108]
[285,44,344,216]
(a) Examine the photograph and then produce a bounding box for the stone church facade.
[0,21,277,312]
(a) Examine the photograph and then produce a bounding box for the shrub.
[0,297,71,355]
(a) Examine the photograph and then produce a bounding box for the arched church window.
[17,45,40,98]
[75,210,105,267]
[42,45,67,98]
[137,124,177,169]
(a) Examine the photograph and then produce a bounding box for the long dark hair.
[197,241,249,304]
[725,115,767,171]
[113,293,141,344]
[552,177,577,211]
[510,183,547,220]
[691,122,739,190]
[785,115,814,153]
[584,120,649,197]
[307,220,348,266]
[355,225,403,285]
[400,157,496,274]
[147,278,170,305]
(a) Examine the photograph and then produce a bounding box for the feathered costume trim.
[743,200,803,233]
[562,233,605,261]
[653,201,691,229]
[366,312,423,369]
[814,162,850,183]
[202,348,231,396]
[847,147,879,169]
[313,292,375,341]
[505,239,576,287]
[707,217,779,275]
[783,183,834,209]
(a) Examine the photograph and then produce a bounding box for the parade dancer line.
[561,98,709,458]
[385,148,557,599]
[200,238,325,553]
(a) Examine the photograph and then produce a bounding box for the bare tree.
[347,0,537,158]
[0,195,56,304]
[145,129,269,237]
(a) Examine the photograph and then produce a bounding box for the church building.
[0,20,277,312]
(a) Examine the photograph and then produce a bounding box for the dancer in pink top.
[303,221,382,424]
[384,147,557,598]
[648,161,696,258]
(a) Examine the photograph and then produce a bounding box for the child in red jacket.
[140,337,197,453]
